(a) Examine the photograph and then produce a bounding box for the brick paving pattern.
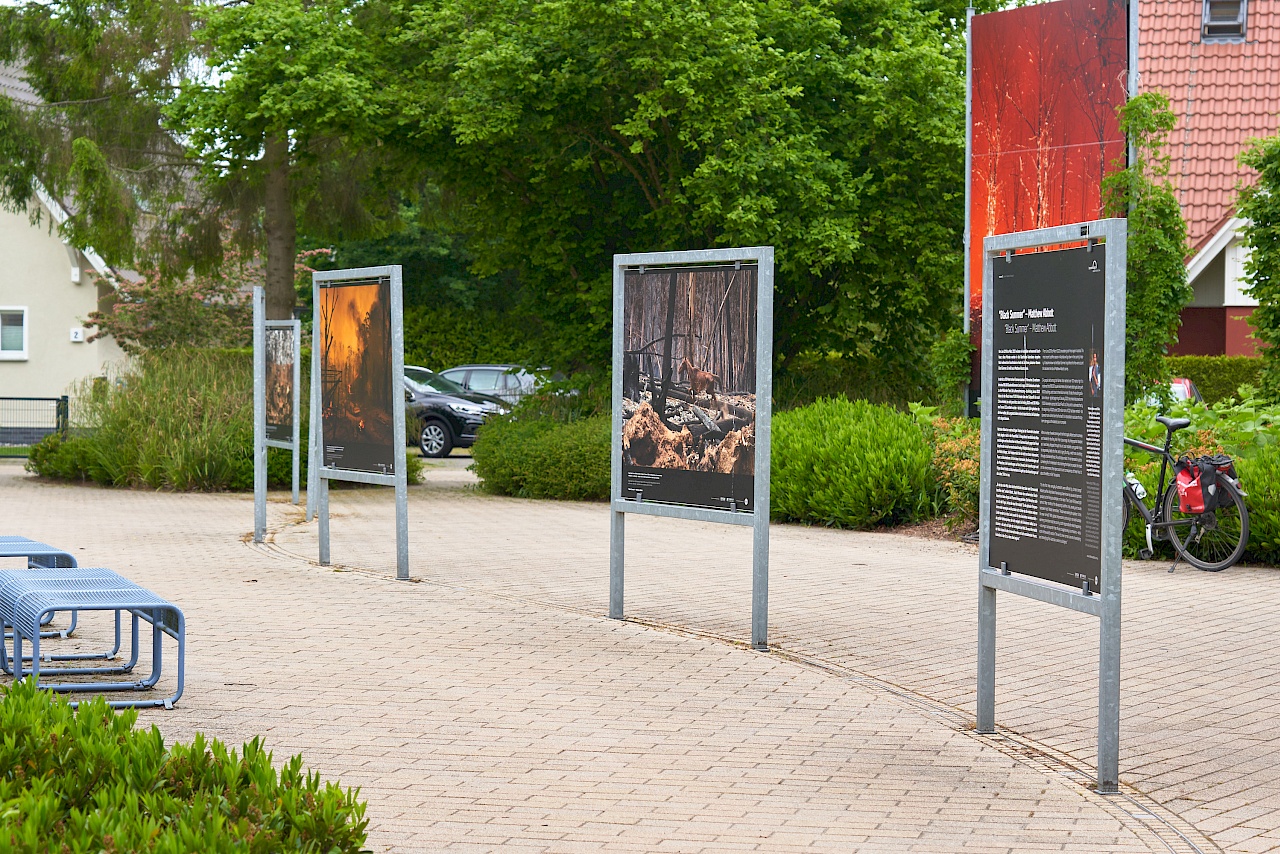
[5,456,1270,851]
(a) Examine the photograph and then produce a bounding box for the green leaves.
[471,414,611,500]
[169,0,376,168]
[772,396,933,528]
[1102,92,1193,404]
[0,681,370,852]
[387,0,968,371]
[1239,133,1280,399]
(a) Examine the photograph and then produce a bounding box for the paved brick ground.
[3,456,1264,852]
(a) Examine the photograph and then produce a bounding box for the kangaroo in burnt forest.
[679,357,719,402]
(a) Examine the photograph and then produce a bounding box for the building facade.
[0,65,125,399]
[1142,0,1280,356]
[0,194,124,398]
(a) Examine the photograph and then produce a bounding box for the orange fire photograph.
[318,279,395,474]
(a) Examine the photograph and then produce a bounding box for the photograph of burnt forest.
[319,279,396,474]
[621,263,758,511]
[265,327,295,442]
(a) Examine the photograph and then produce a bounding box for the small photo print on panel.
[620,264,757,512]
[265,327,295,443]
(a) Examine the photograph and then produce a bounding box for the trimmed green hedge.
[772,398,933,528]
[471,414,610,500]
[0,682,368,851]
[1165,355,1262,404]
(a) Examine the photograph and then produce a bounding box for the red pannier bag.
[1197,453,1236,511]
[1174,457,1205,514]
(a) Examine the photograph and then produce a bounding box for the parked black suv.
[404,366,507,457]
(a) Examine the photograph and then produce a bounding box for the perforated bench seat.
[0,569,133,673]
[0,536,78,569]
[8,574,185,710]
[0,537,80,636]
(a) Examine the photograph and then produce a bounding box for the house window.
[1203,0,1247,41]
[0,308,28,360]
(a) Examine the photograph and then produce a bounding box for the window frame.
[0,306,29,361]
[1202,0,1247,42]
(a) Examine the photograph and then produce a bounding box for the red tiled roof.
[1141,3,1280,252]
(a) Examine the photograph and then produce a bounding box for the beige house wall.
[0,202,124,398]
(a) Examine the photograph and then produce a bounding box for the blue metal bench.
[7,572,185,710]
[0,536,79,636]
[0,568,130,673]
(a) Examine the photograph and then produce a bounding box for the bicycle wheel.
[1162,477,1249,571]
[1122,490,1132,532]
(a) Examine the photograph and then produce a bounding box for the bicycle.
[1122,415,1249,572]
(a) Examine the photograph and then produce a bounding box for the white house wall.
[0,203,123,398]
[1224,240,1258,307]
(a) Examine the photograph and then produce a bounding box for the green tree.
[169,0,403,319]
[0,0,399,321]
[1102,91,1193,403]
[1240,133,1280,398]
[384,0,974,372]
[0,0,207,273]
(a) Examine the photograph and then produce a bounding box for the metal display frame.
[976,219,1126,793]
[253,288,303,542]
[608,247,774,649]
[310,266,409,580]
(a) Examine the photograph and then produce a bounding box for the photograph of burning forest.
[621,264,758,512]
[265,327,295,443]
[968,0,1127,340]
[318,278,396,475]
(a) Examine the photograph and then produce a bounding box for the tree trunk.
[263,133,296,321]
[655,271,679,427]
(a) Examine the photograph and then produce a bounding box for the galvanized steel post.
[390,266,410,581]
[609,257,626,620]
[252,286,267,544]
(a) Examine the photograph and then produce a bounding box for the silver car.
[438,364,539,405]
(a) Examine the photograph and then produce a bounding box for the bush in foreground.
[0,681,368,852]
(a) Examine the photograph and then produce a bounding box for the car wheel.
[419,420,453,458]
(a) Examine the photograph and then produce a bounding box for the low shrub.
[1238,444,1280,565]
[0,681,368,851]
[919,414,980,524]
[471,414,610,501]
[1165,355,1263,404]
[772,397,932,528]
[26,349,421,491]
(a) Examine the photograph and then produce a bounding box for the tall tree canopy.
[2,0,981,363]
[383,0,973,372]
[0,0,398,320]
[170,0,402,318]
[0,0,202,271]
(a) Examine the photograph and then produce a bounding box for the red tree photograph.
[969,0,1128,337]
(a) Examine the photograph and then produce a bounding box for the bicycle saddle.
[1156,415,1191,432]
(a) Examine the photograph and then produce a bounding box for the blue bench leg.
[2,610,125,675]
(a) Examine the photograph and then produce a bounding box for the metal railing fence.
[0,397,69,458]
